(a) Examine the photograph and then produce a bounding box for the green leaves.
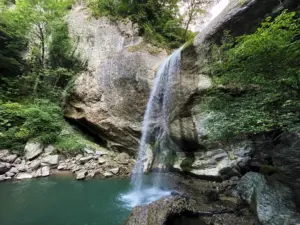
[88,0,188,49]
[0,100,63,152]
[204,11,300,143]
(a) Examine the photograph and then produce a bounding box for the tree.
[182,0,209,39]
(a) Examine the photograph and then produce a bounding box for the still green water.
[0,177,131,225]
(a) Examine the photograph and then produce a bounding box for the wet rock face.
[64,5,167,153]
[173,141,254,180]
[126,196,198,225]
[237,172,300,225]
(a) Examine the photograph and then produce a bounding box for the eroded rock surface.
[126,196,197,225]
[237,172,300,225]
[64,5,167,153]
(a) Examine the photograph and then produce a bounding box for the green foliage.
[88,0,193,49]
[0,0,84,101]
[204,11,300,143]
[55,135,85,156]
[0,100,62,152]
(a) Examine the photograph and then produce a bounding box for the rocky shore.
[0,142,134,182]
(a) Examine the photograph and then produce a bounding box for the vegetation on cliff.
[87,0,195,49]
[203,10,300,142]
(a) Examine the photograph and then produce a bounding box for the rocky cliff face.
[63,5,167,154]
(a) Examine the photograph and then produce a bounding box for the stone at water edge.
[72,165,81,173]
[0,175,5,181]
[57,163,68,170]
[41,166,50,177]
[76,170,87,180]
[103,171,113,178]
[15,173,33,180]
[110,167,119,175]
[5,171,14,178]
[87,171,96,178]
[25,142,44,160]
[126,196,197,225]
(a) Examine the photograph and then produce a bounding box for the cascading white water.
[121,48,182,207]
[120,0,230,208]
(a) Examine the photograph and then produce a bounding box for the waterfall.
[121,48,182,207]
[120,0,230,208]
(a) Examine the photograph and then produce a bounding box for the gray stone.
[25,142,43,160]
[84,148,94,155]
[110,167,119,175]
[0,150,9,160]
[9,167,19,174]
[98,157,107,165]
[79,156,93,164]
[76,170,86,180]
[72,165,81,173]
[117,152,130,165]
[15,163,27,172]
[0,175,5,181]
[103,171,113,178]
[57,163,68,170]
[15,173,33,180]
[173,141,253,180]
[33,168,42,178]
[87,171,96,178]
[41,155,59,167]
[5,154,17,163]
[41,166,50,177]
[75,154,83,161]
[14,158,22,164]
[237,172,299,225]
[126,196,197,225]
[5,171,14,178]
[44,145,56,155]
[29,160,41,170]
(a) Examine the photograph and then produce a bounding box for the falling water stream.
[121,0,230,208]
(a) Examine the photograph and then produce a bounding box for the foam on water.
[119,187,172,208]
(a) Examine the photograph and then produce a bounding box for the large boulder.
[126,196,200,225]
[15,173,33,180]
[41,166,50,177]
[237,172,300,225]
[25,142,43,160]
[173,141,253,180]
[41,155,59,167]
[63,6,167,153]
[76,170,86,180]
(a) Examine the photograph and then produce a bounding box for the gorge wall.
[64,5,167,154]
